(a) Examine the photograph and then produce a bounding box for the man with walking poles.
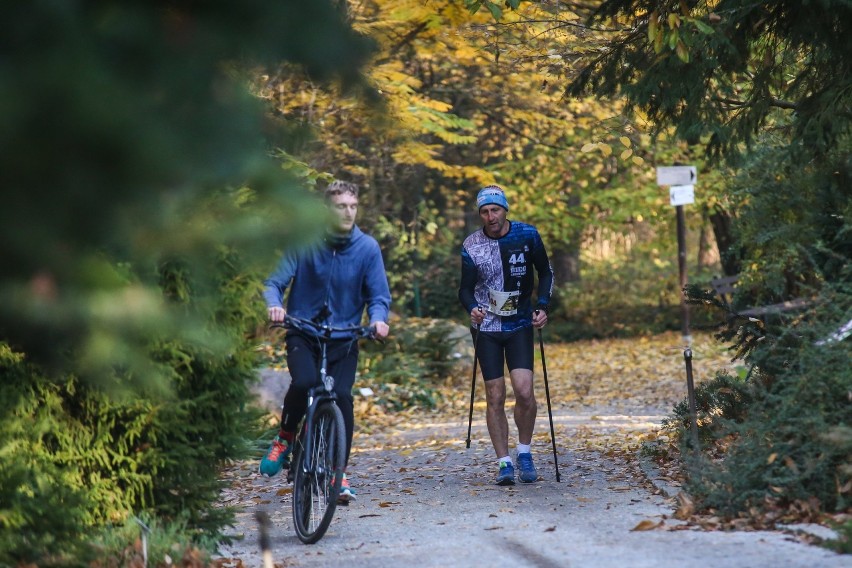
[459,185,554,486]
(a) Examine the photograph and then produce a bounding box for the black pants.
[280,332,359,465]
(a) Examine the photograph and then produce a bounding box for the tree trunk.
[551,192,582,284]
[697,211,718,269]
[550,246,580,284]
[709,206,740,276]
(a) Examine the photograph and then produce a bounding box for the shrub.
[664,370,756,447]
[672,278,851,518]
[0,347,93,564]
[0,250,265,566]
[662,137,852,522]
[86,512,219,567]
[358,318,465,411]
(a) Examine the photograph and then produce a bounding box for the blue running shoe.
[517,452,538,483]
[259,436,291,477]
[496,461,515,486]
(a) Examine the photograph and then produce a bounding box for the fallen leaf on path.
[673,491,694,520]
[698,516,721,529]
[631,519,663,531]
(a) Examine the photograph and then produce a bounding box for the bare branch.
[714,97,798,111]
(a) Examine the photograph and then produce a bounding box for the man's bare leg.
[510,368,536,445]
[484,377,509,458]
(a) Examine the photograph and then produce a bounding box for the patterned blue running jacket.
[458,221,554,332]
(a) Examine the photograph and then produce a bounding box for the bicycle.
[270,315,376,544]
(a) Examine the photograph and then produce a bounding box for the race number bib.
[488,288,519,316]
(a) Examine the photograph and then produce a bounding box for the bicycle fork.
[299,389,337,476]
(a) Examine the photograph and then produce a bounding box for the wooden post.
[676,204,691,343]
[683,348,700,451]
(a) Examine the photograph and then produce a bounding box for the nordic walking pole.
[465,311,482,449]
[255,511,274,568]
[537,320,561,482]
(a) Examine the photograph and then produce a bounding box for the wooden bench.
[710,274,810,317]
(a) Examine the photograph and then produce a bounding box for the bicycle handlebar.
[270,314,378,340]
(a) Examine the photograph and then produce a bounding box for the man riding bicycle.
[260,180,391,503]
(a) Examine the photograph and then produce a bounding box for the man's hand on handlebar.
[372,321,390,340]
[268,306,286,323]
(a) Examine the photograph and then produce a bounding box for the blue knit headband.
[476,186,509,211]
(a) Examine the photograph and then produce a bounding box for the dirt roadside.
[214,406,845,568]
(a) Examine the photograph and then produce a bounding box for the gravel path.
[214,408,846,567]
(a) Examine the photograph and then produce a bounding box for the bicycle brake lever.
[366,327,383,343]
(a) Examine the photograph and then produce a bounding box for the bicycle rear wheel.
[292,402,346,544]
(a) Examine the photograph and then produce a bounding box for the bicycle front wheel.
[292,402,346,544]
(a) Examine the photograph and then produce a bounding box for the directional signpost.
[656,165,697,344]
[658,165,700,450]
[669,185,695,206]
[656,165,697,186]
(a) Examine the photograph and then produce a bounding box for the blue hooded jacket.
[263,225,391,339]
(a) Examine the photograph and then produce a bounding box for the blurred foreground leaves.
[0,1,376,565]
[0,0,374,389]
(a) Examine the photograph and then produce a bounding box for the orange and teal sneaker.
[337,473,356,505]
[259,436,291,477]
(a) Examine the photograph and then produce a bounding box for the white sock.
[517,444,531,455]
[498,455,513,467]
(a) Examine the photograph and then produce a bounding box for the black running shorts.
[471,326,534,381]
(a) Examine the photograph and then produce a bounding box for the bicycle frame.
[275,315,374,477]
[270,314,376,543]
